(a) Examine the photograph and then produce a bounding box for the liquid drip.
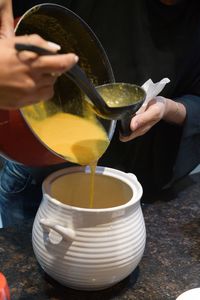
[89,162,97,208]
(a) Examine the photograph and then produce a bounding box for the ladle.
[15,43,146,136]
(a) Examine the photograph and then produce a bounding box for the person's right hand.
[0,34,78,110]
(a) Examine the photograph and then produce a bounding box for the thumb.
[0,18,14,38]
[130,115,141,131]
[130,109,153,131]
[0,27,14,38]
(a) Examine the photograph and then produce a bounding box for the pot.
[0,4,115,166]
[32,166,146,290]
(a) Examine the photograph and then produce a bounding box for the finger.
[17,50,38,62]
[0,2,14,38]
[130,106,160,132]
[120,118,157,142]
[0,22,14,39]
[0,27,14,39]
[14,34,61,53]
[30,53,79,73]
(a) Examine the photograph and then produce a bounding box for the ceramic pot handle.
[127,172,138,181]
[40,218,76,241]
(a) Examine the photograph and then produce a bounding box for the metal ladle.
[15,43,146,136]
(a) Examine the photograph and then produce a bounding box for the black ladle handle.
[120,116,133,137]
[119,98,145,137]
[66,64,109,114]
[15,43,53,55]
[15,43,109,114]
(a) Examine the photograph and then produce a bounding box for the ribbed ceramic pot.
[32,166,146,291]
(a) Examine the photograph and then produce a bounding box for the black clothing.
[12,0,200,194]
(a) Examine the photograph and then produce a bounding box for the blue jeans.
[0,159,72,227]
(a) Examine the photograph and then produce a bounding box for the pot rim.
[42,166,143,212]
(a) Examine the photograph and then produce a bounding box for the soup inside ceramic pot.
[50,172,133,209]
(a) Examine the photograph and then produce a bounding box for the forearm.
[163,98,186,125]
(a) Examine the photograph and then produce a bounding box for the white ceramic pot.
[32,166,146,291]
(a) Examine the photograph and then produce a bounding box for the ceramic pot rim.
[42,166,143,212]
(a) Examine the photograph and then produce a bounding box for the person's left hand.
[120,96,167,142]
[0,0,14,38]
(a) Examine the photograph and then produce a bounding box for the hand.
[0,0,14,38]
[120,96,186,142]
[0,34,78,110]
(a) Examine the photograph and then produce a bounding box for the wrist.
[163,98,186,125]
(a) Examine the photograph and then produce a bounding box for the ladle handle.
[119,115,133,137]
[120,98,145,137]
[66,64,108,111]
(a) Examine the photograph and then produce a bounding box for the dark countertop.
[1,173,200,300]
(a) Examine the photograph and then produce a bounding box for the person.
[1,0,200,227]
[0,0,78,226]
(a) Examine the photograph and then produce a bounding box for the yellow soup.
[24,112,109,166]
[51,172,133,209]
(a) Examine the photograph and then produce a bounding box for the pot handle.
[40,218,76,242]
[127,172,138,181]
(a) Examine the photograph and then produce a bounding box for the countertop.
[0,173,200,300]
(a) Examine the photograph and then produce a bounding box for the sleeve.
[173,94,200,180]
